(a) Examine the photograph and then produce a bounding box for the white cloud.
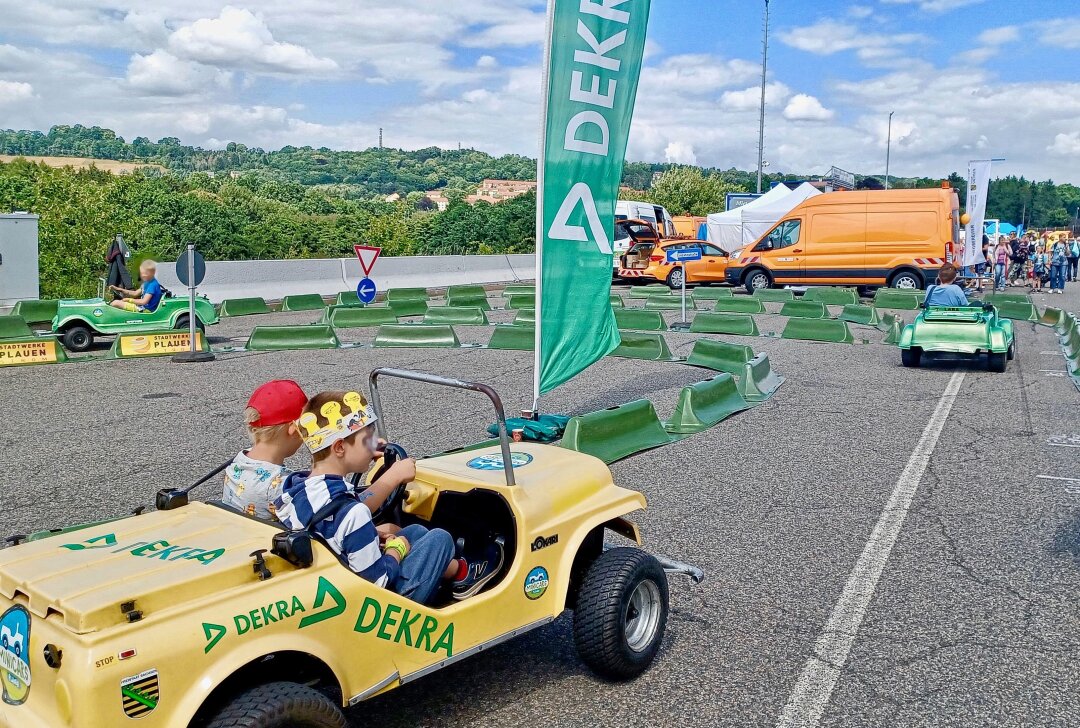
[849,5,874,19]
[880,0,986,12]
[0,80,34,104]
[476,55,498,70]
[168,6,338,75]
[127,50,232,96]
[1049,132,1080,156]
[783,94,835,122]
[721,82,791,111]
[780,20,925,66]
[1035,18,1080,50]
[977,26,1020,45]
[664,141,697,165]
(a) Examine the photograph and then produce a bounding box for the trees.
[632,166,745,216]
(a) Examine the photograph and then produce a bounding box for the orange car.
[619,239,730,289]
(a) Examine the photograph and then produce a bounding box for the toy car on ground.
[0,368,702,728]
[898,304,1015,372]
[51,296,219,352]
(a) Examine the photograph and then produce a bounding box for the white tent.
[706,182,822,252]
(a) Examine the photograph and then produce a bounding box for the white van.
[616,200,675,237]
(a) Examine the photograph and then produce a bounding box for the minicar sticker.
[0,605,32,705]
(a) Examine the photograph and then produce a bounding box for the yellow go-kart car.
[0,368,702,728]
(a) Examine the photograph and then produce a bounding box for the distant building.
[384,192,403,203]
[465,179,537,204]
[424,190,450,211]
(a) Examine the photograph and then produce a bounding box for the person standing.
[1031,243,1047,292]
[1049,237,1068,293]
[1008,232,1027,286]
[993,237,1010,291]
[1067,237,1079,283]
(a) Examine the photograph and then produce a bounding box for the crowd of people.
[977,230,1079,293]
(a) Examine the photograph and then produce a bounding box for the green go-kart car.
[51,296,219,352]
[898,303,1015,372]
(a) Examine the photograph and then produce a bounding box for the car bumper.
[725,267,743,285]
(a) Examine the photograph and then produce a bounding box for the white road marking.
[1036,475,1080,483]
[776,371,965,728]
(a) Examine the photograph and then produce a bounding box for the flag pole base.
[669,322,692,332]
[172,351,216,363]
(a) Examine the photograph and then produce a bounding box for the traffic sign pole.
[173,243,214,363]
[680,260,687,325]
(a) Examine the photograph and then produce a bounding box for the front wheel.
[62,325,94,352]
[666,267,685,290]
[573,547,668,681]
[1006,341,1015,361]
[205,682,346,728]
[987,351,1007,373]
[901,347,922,368]
[744,269,772,295]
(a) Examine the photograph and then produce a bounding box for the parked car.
[613,218,662,275]
[619,240,730,289]
[615,200,675,237]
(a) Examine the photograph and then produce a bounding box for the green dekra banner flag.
[535,0,652,397]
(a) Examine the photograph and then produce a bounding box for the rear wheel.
[205,682,346,728]
[1006,341,1015,360]
[174,314,205,333]
[901,347,922,368]
[889,269,923,290]
[987,351,1007,373]
[573,547,668,681]
[666,267,685,289]
[62,325,94,352]
[744,269,772,295]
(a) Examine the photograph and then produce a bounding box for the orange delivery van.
[724,186,960,293]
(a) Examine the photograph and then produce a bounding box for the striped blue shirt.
[274,472,400,587]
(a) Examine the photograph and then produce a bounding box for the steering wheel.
[351,443,409,524]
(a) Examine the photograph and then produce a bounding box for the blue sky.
[0,0,1078,181]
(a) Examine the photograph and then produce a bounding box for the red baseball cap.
[247,380,308,427]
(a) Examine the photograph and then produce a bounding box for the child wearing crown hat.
[222,380,309,520]
[274,390,502,604]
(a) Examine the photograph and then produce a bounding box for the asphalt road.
[0,283,1077,727]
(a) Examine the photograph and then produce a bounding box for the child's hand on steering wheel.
[384,458,416,486]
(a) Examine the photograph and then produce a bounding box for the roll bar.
[368,368,517,487]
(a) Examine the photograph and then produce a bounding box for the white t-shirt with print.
[221,451,290,520]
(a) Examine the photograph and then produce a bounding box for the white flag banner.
[962,160,992,267]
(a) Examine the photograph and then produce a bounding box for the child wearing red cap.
[221,380,308,519]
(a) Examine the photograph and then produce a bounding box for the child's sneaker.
[452,536,505,600]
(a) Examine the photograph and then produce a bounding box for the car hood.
[0,503,279,634]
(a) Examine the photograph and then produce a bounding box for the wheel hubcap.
[752,274,768,289]
[895,277,917,289]
[624,579,662,652]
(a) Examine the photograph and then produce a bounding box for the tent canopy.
[706,183,821,252]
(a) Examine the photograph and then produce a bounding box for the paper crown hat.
[296,391,377,454]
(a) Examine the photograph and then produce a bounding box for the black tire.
[573,547,668,681]
[743,268,772,295]
[888,269,923,290]
[174,314,206,333]
[987,351,1007,373]
[901,347,922,368]
[1006,341,1014,361]
[205,682,346,728]
[666,267,685,290]
[62,325,94,352]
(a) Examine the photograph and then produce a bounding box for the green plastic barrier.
[713,298,766,314]
[803,287,858,305]
[645,296,695,311]
[247,325,340,350]
[386,288,428,302]
[1060,313,1077,340]
[447,284,487,299]
[781,317,854,344]
[610,295,625,309]
[982,292,1030,305]
[1064,327,1080,359]
[993,301,1038,322]
[514,308,536,325]
[737,354,785,402]
[608,332,676,361]
[335,291,366,307]
[506,293,535,309]
[689,312,760,336]
[503,285,535,296]
[780,300,830,319]
[326,306,397,328]
[752,289,794,302]
[447,293,491,310]
[883,315,905,345]
[423,306,488,325]
[219,297,272,317]
[873,290,923,309]
[1039,307,1065,330]
[685,338,754,374]
[0,316,34,340]
[628,284,670,299]
[488,325,534,350]
[691,287,734,300]
[615,309,667,331]
[374,324,459,348]
[0,337,68,367]
[838,304,881,326]
[280,294,326,312]
[388,299,429,318]
[665,374,753,435]
[11,299,58,323]
[560,399,672,463]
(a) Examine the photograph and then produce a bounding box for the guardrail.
[155,253,535,304]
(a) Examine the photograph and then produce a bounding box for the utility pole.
[756,0,770,194]
[885,111,894,190]
[379,128,383,149]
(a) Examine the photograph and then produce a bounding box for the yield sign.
[353,245,381,276]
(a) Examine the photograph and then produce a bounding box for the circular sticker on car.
[524,566,549,600]
[466,452,533,471]
[93,308,103,317]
